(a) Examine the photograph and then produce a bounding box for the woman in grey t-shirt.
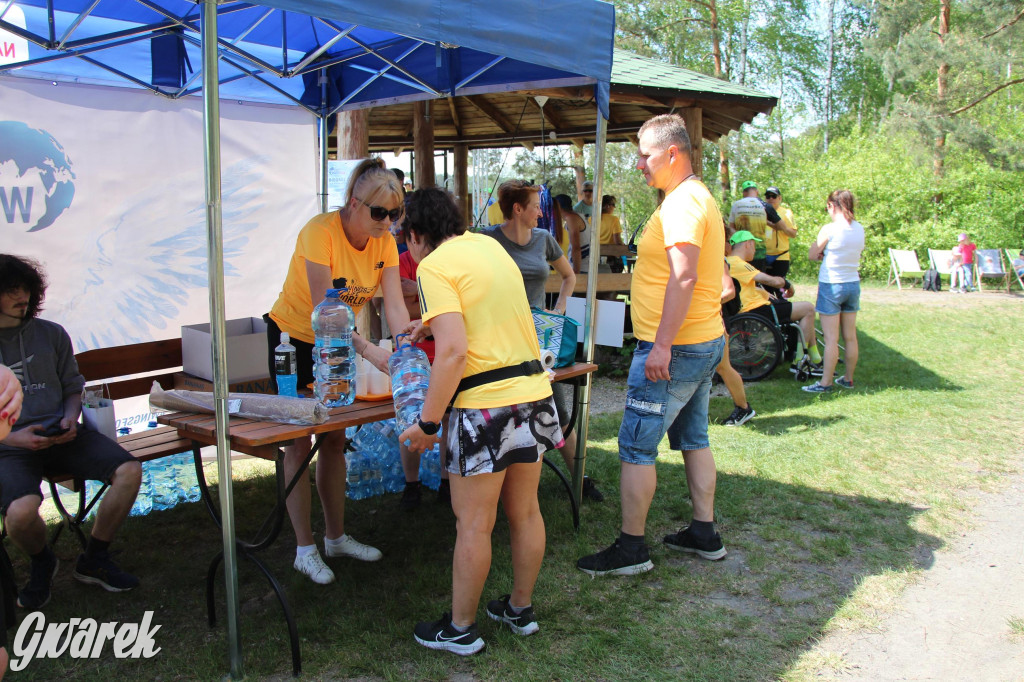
[483,180,604,502]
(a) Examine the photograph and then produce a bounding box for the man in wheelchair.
[727,231,822,372]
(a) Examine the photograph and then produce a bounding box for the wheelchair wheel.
[726,313,784,382]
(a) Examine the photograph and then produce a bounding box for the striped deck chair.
[1005,249,1024,291]
[973,249,1009,292]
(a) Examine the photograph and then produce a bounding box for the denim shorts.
[618,336,725,465]
[816,281,861,315]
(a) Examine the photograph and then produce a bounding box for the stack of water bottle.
[63,426,201,519]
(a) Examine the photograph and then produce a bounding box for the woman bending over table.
[266,158,410,585]
[400,187,563,656]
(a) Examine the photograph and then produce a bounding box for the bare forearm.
[653,277,695,349]
[63,393,82,422]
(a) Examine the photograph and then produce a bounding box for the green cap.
[729,230,763,245]
[740,180,758,192]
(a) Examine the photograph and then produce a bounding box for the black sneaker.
[413,612,485,655]
[436,479,451,506]
[17,547,58,610]
[722,404,755,426]
[582,476,604,502]
[576,539,653,576]
[73,551,140,592]
[663,526,727,561]
[486,594,539,636]
[399,483,422,511]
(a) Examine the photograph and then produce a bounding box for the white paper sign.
[0,6,29,66]
[565,297,626,348]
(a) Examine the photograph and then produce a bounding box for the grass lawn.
[8,286,1024,681]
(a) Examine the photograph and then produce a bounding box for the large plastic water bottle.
[388,335,431,432]
[311,289,356,407]
[274,332,299,397]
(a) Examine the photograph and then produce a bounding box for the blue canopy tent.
[2,0,615,676]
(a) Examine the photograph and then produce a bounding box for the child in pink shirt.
[956,232,977,292]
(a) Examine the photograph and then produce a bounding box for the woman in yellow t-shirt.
[265,158,411,586]
[399,188,563,655]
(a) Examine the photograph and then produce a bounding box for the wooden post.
[414,100,436,188]
[336,109,368,159]
[681,107,703,179]
[453,143,470,224]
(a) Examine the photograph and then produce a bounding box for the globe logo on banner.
[0,121,76,232]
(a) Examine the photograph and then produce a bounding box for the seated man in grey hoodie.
[0,254,142,610]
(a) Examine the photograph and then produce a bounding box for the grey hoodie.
[0,318,84,450]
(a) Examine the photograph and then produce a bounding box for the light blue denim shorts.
[816,281,861,315]
[618,336,725,465]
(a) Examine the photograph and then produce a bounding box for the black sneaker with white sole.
[576,539,653,576]
[17,547,58,610]
[73,551,139,592]
[663,527,727,561]
[413,613,485,655]
[722,404,755,426]
[486,594,539,636]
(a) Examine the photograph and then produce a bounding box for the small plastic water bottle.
[345,451,365,500]
[173,453,201,503]
[129,464,153,516]
[419,445,441,491]
[150,460,178,511]
[388,335,431,433]
[364,451,385,497]
[311,289,356,407]
[274,332,299,398]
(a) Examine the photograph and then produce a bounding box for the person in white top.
[803,189,864,394]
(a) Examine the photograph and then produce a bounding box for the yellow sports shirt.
[270,211,398,344]
[765,205,795,260]
[631,180,724,345]
[486,201,504,227]
[417,232,553,409]
[599,214,621,244]
[727,255,770,312]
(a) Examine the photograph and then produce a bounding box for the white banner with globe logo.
[0,75,319,353]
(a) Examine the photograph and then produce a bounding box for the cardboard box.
[172,372,275,395]
[181,317,270,383]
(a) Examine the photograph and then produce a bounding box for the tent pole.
[572,113,608,508]
[200,2,243,678]
[319,67,329,213]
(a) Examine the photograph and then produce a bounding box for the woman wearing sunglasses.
[265,158,411,585]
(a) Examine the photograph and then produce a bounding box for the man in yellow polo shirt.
[577,113,727,576]
[763,185,797,280]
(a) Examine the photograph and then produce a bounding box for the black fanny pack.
[455,359,545,398]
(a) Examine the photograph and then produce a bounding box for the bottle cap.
[280,332,290,344]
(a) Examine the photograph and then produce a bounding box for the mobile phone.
[41,425,70,437]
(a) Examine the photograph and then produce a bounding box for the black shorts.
[264,314,315,394]
[748,300,793,326]
[0,430,135,515]
[766,259,790,279]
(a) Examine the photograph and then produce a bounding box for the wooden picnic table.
[157,361,597,675]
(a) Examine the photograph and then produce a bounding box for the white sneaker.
[324,534,383,562]
[293,551,336,585]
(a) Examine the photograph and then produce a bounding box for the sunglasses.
[765,193,778,199]
[583,189,593,193]
[357,198,402,223]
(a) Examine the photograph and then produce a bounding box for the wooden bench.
[48,339,196,547]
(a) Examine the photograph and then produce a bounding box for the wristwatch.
[418,419,441,435]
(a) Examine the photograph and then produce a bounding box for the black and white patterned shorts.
[445,396,564,477]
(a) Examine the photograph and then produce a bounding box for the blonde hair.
[346,157,403,207]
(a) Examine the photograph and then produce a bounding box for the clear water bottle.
[388,335,431,432]
[383,445,405,493]
[311,289,356,407]
[130,465,153,516]
[149,459,178,511]
[274,332,299,398]
[345,450,365,501]
[363,451,385,498]
[419,444,442,491]
[172,453,201,503]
